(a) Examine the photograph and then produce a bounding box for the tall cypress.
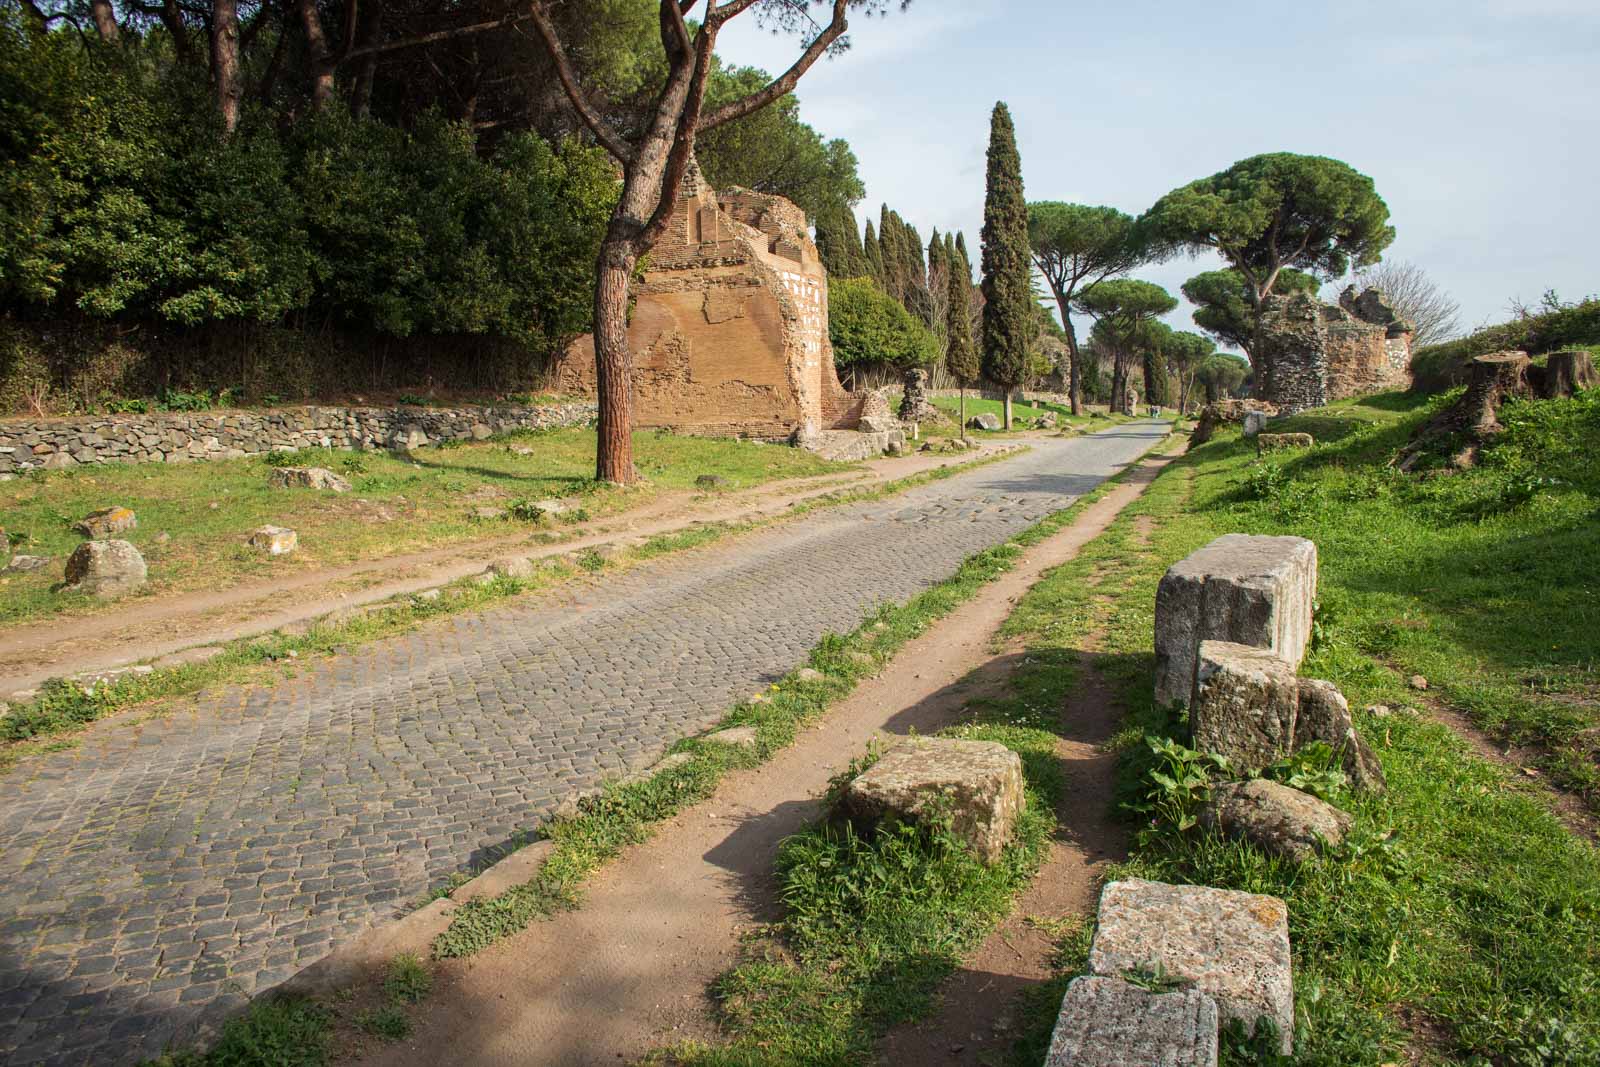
[863,219,884,286]
[979,102,1031,428]
[945,229,980,435]
[814,204,868,278]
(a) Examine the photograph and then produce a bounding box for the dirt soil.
[350,448,1177,1067]
[0,445,1002,697]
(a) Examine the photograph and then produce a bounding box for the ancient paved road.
[0,420,1167,1066]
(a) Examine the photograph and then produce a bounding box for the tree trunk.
[211,0,242,133]
[1003,390,1013,430]
[959,385,967,441]
[1110,355,1126,418]
[350,1,383,118]
[1063,312,1083,416]
[90,0,119,42]
[298,0,338,109]
[592,243,637,485]
[1535,350,1598,399]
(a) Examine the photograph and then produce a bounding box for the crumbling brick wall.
[1256,287,1413,413]
[555,163,861,438]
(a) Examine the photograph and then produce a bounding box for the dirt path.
[0,445,997,697]
[354,448,1177,1067]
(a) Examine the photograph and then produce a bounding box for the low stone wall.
[0,402,597,474]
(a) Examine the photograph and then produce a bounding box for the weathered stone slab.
[6,553,51,573]
[64,539,147,599]
[74,506,137,539]
[1242,411,1268,437]
[1295,679,1387,792]
[269,466,352,493]
[1201,779,1351,861]
[1191,641,1300,773]
[1153,534,1317,709]
[968,412,1002,431]
[1090,879,1293,1053]
[799,429,896,463]
[841,737,1024,863]
[1045,976,1219,1067]
[1256,432,1313,454]
[248,525,298,555]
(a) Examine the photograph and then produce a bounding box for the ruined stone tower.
[1255,287,1414,413]
[554,161,863,438]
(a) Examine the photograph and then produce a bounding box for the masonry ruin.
[1255,287,1414,413]
[554,163,864,439]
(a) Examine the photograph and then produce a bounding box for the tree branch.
[525,1,631,162]
[343,10,531,62]
[700,0,847,130]
[637,21,718,249]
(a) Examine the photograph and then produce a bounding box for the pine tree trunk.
[211,0,242,133]
[1063,314,1083,416]
[1003,390,1013,430]
[959,386,967,441]
[593,243,637,485]
[89,0,119,42]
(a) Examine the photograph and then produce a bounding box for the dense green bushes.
[1411,295,1599,391]
[0,11,616,410]
[827,277,940,376]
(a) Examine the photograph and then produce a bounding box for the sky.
[713,0,1600,343]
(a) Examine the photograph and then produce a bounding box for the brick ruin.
[553,162,863,439]
[1256,287,1413,413]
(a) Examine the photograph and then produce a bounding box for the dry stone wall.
[0,401,595,475]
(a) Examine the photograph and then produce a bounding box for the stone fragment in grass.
[74,506,136,539]
[248,526,298,555]
[841,737,1024,864]
[1200,779,1351,861]
[1191,641,1300,774]
[268,466,352,492]
[968,412,1002,431]
[5,554,50,573]
[1154,534,1317,709]
[1255,432,1313,454]
[471,506,507,521]
[1090,879,1293,1054]
[1295,679,1386,792]
[63,540,147,599]
[486,556,535,580]
[1242,411,1268,437]
[0,528,9,568]
[1409,674,1428,690]
[795,667,826,684]
[705,726,758,749]
[1044,975,1219,1067]
[695,474,730,489]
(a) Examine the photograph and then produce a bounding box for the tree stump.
[1535,349,1598,399]
[1191,405,1221,446]
[1396,350,1530,470]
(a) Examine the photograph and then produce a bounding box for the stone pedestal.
[1089,879,1293,1054]
[1153,534,1317,709]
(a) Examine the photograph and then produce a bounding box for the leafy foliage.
[827,277,941,372]
[1182,267,1317,354]
[1411,294,1600,392]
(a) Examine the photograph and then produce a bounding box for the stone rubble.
[1191,641,1302,773]
[248,526,298,555]
[898,368,943,424]
[269,466,352,492]
[968,412,1002,431]
[63,540,148,599]
[841,737,1024,863]
[1295,679,1387,792]
[1256,432,1314,454]
[74,506,137,539]
[1201,779,1352,861]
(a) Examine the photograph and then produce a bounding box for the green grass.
[139,995,331,1066]
[986,389,1600,1065]
[0,427,850,627]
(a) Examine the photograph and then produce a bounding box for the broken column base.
[1045,976,1219,1066]
[840,737,1023,863]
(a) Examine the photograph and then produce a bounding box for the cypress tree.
[979,102,1031,428]
[945,229,980,436]
[863,219,885,286]
[814,204,868,278]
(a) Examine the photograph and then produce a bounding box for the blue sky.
[714,0,1599,341]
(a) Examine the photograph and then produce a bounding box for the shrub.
[828,277,941,373]
[1411,295,1600,392]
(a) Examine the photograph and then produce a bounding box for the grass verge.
[984,391,1600,1065]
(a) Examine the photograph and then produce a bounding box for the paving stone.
[1090,879,1293,1054]
[0,424,1165,1066]
[1045,975,1218,1066]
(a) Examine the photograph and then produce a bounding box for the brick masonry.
[1256,287,1413,413]
[0,422,1167,1066]
[0,402,596,475]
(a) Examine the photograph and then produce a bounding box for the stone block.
[695,474,730,490]
[63,540,148,599]
[1153,534,1317,709]
[486,556,536,580]
[968,412,1002,431]
[1045,976,1218,1067]
[1201,779,1352,861]
[841,737,1024,863]
[5,553,51,573]
[1294,679,1386,792]
[248,526,298,555]
[1256,432,1313,454]
[268,467,352,493]
[1242,412,1268,437]
[73,506,137,539]
[799,430,891,463]
[1191,641,1300,773]
[1090,879,1293,1054]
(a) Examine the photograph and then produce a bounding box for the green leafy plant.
[383,953,432,1003]
[1264,741,1347,802]
[1135,734,1230,831]
[355,1005,412,1041]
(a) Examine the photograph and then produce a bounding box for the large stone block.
[1153,534,1317,709]
[268,466,352,492]
[1045,976,1218,1067]
[1201,779,1352,861]
[1090,879,1293,1054]
[1191,641,1300,773]
[73,506,136,539]
[63,539,147,599]
[841,737,1024,863]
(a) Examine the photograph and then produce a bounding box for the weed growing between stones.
[140,995,331,1067]
[988,392,1600,1065]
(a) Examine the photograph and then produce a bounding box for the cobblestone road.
[0,422,1166,1065]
